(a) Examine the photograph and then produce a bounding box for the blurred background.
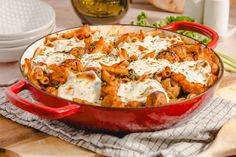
[44,0,236,31]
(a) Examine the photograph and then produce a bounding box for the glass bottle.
[71,0,129,24]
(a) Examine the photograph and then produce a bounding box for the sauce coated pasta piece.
[46,87,58,96]
[161,78,181,99]
[101,95,124,107]
[145,91,167,107]
[207,74,218,86]
[70,47,84,59]
[171,73,206,94]
[22,58,33,79]
[59,30,74,39]
[126,101,143,107]
[61,59,84,72]
[118,48,129,61]
[187,93,197,99]
[39,76,50,85]
[74,25,91,40]
[101,69,116,85]
[171,73,186,82]
[100,60,129,76]
[101,68,119,97]
[44,35,58,45]
[101,84,118,97]
[161,67,171,78]
[169,44,187,61]
[93,37,111,54]
[73,98,99,106]
[140,29,161,37]
[179,79,207,94]
[157,50,180,63]
[115,33,136,46]
[208,61,219,74]
[33,68,44,80]
[141,51,155,59]
[48,64,68,85]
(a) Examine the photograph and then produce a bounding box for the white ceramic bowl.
[0,25,56,63]
[0,22,56,48]
[0,0,55,40]
[0,45,29,63]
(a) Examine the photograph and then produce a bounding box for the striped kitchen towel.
[0,87,236,157]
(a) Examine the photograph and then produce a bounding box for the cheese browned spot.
[117,79,169,104]
[44,38,85,53]
[81,53,120,69]
[58,71,102,104]
[118,35,182,59]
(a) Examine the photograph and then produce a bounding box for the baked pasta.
[22,25,220,107]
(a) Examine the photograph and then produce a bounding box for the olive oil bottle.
[71,0,129,24]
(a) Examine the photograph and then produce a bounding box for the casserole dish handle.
[162,21,219,48]
[5,80,80,119]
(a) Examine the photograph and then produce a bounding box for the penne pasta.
[22,25,220,107]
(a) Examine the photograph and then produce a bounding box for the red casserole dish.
[5,22,223,133]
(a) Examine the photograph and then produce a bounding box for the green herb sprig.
[131,11,210,44]
[217,52,236,73]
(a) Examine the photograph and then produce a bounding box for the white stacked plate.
[0,0,56,63]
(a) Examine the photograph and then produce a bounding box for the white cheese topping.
[81,53,120,69]
[129,59,211,84]
[33,52,75,66]
[44,38,85,54]
[118,35,182,59]
[33,38,85,66]
[129,58,170,75]
[104,36,119,44]
[141,36,172,54]
[58,71,102,103]
[117,79,169,104]
[92,32,119,44]
[118,42,140,57]
[171,60,211,84]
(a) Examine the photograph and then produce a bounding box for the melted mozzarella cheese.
[129,58,170,75]
[44,38,85,54]
[170,60,211,84]
[81,53,120,69]
[118,35,182,59]
[117,79,169,104]
[33,38,85,66]
[104,36,119,44]
[118,41,140,57]
[33,52,75,66]
[129,59,211,84]
[141,36,171,53]
[58,71,102,103]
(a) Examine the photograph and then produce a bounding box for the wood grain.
[0,116,100,157]
[0,116,41,147]
[6,136,97,157]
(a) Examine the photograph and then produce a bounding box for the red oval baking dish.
[5,22,223,133]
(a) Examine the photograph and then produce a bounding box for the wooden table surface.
[0,1,236,157]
